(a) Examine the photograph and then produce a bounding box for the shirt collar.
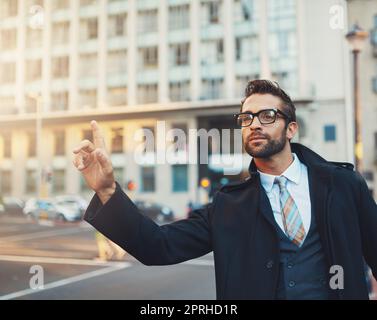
[258,153,302,193]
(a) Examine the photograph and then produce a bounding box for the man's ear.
[286,121,298,140]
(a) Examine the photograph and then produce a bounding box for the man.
[73,80,377,300]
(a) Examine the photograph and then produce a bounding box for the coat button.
[288,281,296,288]
[287,262,293,269]
[266,260,274,269]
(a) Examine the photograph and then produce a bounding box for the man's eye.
[237,115,251,125]
[261,112,274,120]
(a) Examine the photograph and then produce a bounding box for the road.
[0,214,216,300]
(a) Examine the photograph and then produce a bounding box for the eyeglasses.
[234,108,290,127]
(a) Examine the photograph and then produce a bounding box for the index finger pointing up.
[91,120,106,149]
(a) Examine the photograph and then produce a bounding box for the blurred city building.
[0,0,375,216]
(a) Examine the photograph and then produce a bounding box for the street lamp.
[27,93,43,199]
[345,23,369,173]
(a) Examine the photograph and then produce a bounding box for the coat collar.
[258,152,302,193]
[247,142,335,180]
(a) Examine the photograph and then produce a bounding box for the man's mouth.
[249,135,267,142]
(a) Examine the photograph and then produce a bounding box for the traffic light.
[126,180,137,191]
[200,177,211,189]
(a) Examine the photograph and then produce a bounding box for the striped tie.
[274,176,306,247]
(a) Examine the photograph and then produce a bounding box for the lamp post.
[345,23,368,173]
[27,93,43,199]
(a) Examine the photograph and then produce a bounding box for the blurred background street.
[0,213,215,300]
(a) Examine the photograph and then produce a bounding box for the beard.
[244,129,287,159]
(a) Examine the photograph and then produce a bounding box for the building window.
[27,131,36,157]
[80,0,98,7]
[52,22,70,45]
[139,46,158,70]
[141,166,155,192]
[108,13,127,37]
[111,128,123,154]
[26,27,42,48]
[52,169,65,193]
[216,39,224,62]
[52,56,69,79]
[0,170,11,195]
[170,43,190,66]
[201,78,224,100]
[80,18,98,41]
[26,59,42,81]
[137,84,158,104]
[201,39,224,64]
[235,75,256,97]
[107,50,127,76]
[0,29,17,50]
[1,132,12,158]
[79,53,98,78]
[26,169,36,194]
[169,81,190,102]
[52,0,69,10]
[324,125,336,142]
[137,9,157,34]
[53,130,65,156]
[24,95,37,113]
[51,92,69,111]
[0,96,16,115]
[209,1,220,24]
[202,0,221,25]
[235,36,258,62]
[172,164,188,192]
[0,0,18,18]
[79,89,97,109]
[169,4,189,30]
[108,86,127,106]
[0,62,16,84]
[234,0,253,23]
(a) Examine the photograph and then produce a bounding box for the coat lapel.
[308,164,334,265]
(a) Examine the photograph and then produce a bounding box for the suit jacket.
[84,143,377,300]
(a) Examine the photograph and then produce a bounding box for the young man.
[73,80,377,300]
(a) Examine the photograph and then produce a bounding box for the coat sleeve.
[356,172,377,280]
[84,182,213,265]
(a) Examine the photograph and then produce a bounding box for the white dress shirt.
[258,153,311,236]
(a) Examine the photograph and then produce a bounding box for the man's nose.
[249,116,263,129]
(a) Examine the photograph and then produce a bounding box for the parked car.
[23,198,82,222]
[3,197,24,215]
[134,200,174,223]
[23,198,56,220]
[54,195,88,216]
[54,198,82,222]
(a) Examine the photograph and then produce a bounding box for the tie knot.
[274,176,288,191]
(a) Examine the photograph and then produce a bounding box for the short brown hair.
[240,79,296,123]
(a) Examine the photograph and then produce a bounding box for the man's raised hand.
[72,120,116,204]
